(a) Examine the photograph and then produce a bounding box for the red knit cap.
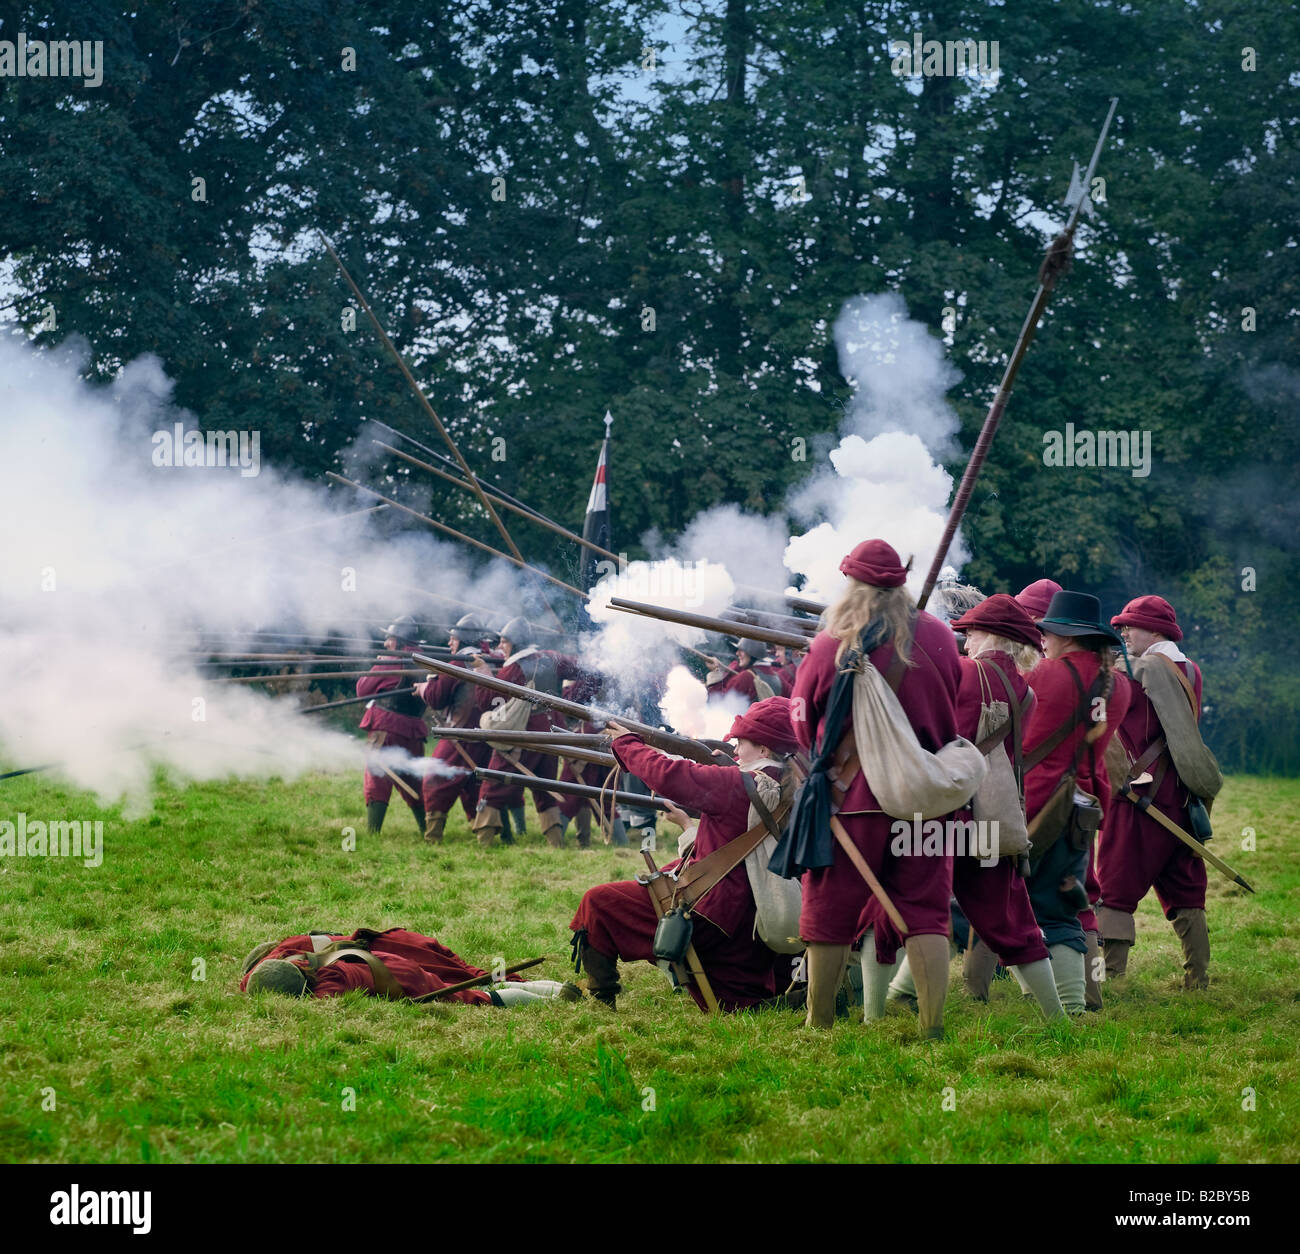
[1110,595,1182,642]
[729,696,800,756]
[950,593,1042,649]
[839,539,907,588]
[1015,578,1062,620]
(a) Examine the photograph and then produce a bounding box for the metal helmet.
[735,638,769,663]
[499,616,534,649]
[245,959,310,997]
[384,615,420,646]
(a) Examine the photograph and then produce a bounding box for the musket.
[409,957,546,1003]
[211,669,428,684]
[474,767,687,813]
[411,653,734,766]
[427,727,617,768]
[785,593,828,616]
[1118,788,1255,892]
[608,597,811,651]
[916,99,1120,610]
[298,687,420,714]
[428,728,610,749]
[724,606,820,636]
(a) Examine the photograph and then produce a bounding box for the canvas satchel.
[1133,654,1223,802]
[479,645,540,747]
[738,766,804,954]
[848,658,986,820]
[970,658,1032,857]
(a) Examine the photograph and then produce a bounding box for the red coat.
[357,649,427,742]
[238,928,522,1005]
[791,612,963,813]
[1113,658,1203,813]
[610,736,771,936]
[493,651,598,735]
[707,663,762,705]
[1023,653,1128,822]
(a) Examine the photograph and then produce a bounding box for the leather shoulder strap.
[976,657,1029,790]
[1155,654,1199,722]
[674,780,792,908]
[312,946,405,999]
[1023,658,1103,771]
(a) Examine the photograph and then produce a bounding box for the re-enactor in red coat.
[356,616,428,835]
[1019,591,1128,1014]
[792,540,964,1038]
[239,927,578,1006]
[1097,595,1213,989]
[568,698,802,1012]
[470,616,601,847]
[417,623,501,843]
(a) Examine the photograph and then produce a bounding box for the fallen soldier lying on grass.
[240,927,580,1006]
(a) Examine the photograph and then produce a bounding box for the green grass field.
[0,766,1295,1164]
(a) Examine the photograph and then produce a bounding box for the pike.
[211,669,427,684]
[474,767,688,814]
[376,440,623,564]
[319,231,566,631]
[413,654,733,766]
[1118,789,1255,892]
[608,597,811,651]
[917,99,1120,610]
[327,471,590,602]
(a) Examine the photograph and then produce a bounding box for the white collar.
[741,757,781,774]
[508,645,540,664]
[1144,639,1187,663]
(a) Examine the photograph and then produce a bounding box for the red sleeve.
[790,633,836,752]
[356,661,408,698]
[611,735,745,819]
[556,653,602,703]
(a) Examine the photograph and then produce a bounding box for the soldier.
[570,697,802,1012]
[470,616,600,847]
[241,927,578,1006]
[704,638,779,705]
[553,717,607,849]
[416,616,499,844]
[1015,578,1063,624]
[1019,592,1129,1014]
[790,540,969,1039]
[1098,596,1221,989]
[355,615,427,835]
[772,644,802,696]
[886,595,1066,1020]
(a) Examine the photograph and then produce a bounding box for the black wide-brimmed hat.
[1035,591,1124,646]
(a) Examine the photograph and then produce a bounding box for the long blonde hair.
[828,580,916,666]
[968,632,1041,676]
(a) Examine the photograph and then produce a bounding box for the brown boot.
[574,808,592,849]
[804,943,849,1029]
[962,937,999,1002]
[538,806,565,848]
[423,811,447,845]
[1083,928,1104,1011]
[471,804,503,847]
[1097,905,1136,979]
[576,941,621,1008]
[1171,908,1210,989]
[905,934,951,1041]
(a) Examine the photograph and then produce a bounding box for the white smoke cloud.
[0,335,539,810]
[782,293,967,602]
[658,665,748,741]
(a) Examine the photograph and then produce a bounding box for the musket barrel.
[413,653,730,766]
[608,597,811,650]
[785,593,828,616]
[427,727,609,748]
[724,606,820,636]
[473,767,680,812]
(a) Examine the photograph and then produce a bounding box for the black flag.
[580,411,612,589]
